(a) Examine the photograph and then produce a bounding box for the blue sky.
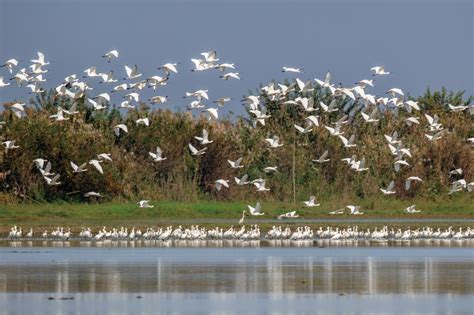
[0,0,472,117]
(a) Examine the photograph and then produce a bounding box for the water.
[0,245,473,314]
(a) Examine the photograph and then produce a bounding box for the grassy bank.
[1,195,472,233]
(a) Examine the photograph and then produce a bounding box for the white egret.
[195,129,213,145]
[188,143,207,156]
[303,196,320,207]
[248,202,264,216]
[149,146,167,162]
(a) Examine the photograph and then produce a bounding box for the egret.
[248,202,264,216]
[149,146,167,162]
[228,157,244,169]
[138,200,154,208]
[303,196,320,207]
[188,143,207,156]
[371,66,390,76]
[380,181,396,195]
[70,161,88,173]
[113,124,128,136]
[215,179,230,191]
[282,66,303,73]
[103,50,119,62]
[195,129,213,145]
[313,151,330,163]
[346,205,364,215]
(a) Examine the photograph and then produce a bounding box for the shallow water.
[0,246,473,314]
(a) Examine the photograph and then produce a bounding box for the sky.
[0,0,473,117]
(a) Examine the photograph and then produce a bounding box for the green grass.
[0,195,472,233]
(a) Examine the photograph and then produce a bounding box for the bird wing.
[90,160,103,174]
[188,143,198,154]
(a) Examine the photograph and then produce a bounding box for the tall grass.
[0,88,472,204]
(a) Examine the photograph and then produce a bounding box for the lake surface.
[0,246,473,314]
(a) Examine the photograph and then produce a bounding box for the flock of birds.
[1,50,473,224]
[5,225,474,241]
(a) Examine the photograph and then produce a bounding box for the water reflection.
[0,250,472,295]
[3,239,474,248]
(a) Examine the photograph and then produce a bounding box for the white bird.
[124,92,140,103]
[361,108,379,123]
[97,153,113,162]
[403,117,420,127]
[228,157,244,169]
[305,115,320,128]
[386,88,404,97]
[238,210,246,225]
[294,124,313,134]
[265,135,283,148]
[83,66,100,78]
[448,104,468,112]
[449,168,463,176]
[124,65,142,80]
[195,129,213,145]
[371,66,390,76]
[188,143,207,156]
[33,158,48,170]
[325,125,344,136]
[203,108,219,120]
[113,124,128,136]
[303,196,320,207]
[329,209,345,215]
[3,140,20,151]
[404,205,420,214]
[405,176,423,190]
[220,72,240,80]
[87,98,106,111]
[234,174,249,186]
[320,100,338,113]
[263,166,278,173]
[44,174,61,186]
[315,71,333,88]
[0,58,19,73]
[277,211,299,219]
[356,79,374,88]
[84,191,103,198]
[252,179,270,192]
[213,97,231,107]
[158,63,178,75]
[339,134,357,148]
[0,76,11,88]
[103,50,119,62]
[89,159,104,174]
[201,50,219,63]
[282,66,303,73]
[248,202,264,216]
[215,63,235,72]
[70,161,88,173]
[249,109,271,126]
[191,58,213,72]
[351,158,369,172]
[30,51,49,66]
[149,146,167,162]
[149,95,168,104]
[346,205,364,215]
[380,181,396,195]
[405,100,420,111]
[394,159,410,172]
[138,200,154,208]
[313,150,330,163]
[215,179,230,191]
[10,102,26,119]
[136,118,150,126]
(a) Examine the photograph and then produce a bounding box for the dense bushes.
[0,88,472,203]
